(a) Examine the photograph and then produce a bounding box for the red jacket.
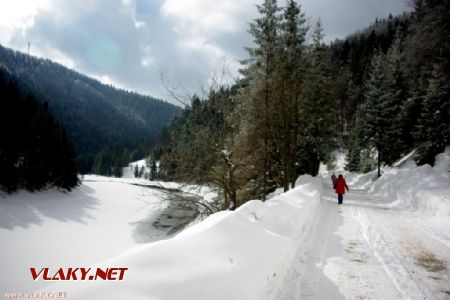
[335,177,349,194]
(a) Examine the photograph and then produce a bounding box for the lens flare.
[85,35,121,70]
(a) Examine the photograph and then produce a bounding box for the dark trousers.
[338,194,343,204]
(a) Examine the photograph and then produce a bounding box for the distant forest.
[0,69,78,192]
[153,0,449,210]
[0,44,181,173]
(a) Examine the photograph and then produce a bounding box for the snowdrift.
[369,147,450,216]
[58,176,322,300]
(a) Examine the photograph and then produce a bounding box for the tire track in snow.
[400,214,450,248]
[323,204,400,300]
[353,207,427,299]
[362,208,450,300]
[275,195,345,300]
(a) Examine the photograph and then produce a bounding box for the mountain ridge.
[0,43,181,172]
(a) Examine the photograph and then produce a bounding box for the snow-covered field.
[1,148,449,299]
[0,176,171,295]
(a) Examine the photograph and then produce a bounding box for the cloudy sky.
[0,0,410,104]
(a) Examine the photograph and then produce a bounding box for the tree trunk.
[223,187,230,210]
[290,93,299,189]
[377,148,381,178]
[229,168,237,210]
[263,89,269,201]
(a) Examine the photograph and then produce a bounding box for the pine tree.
[276,0,308,190]
[150,160,158,180]
[91,145,130,177]
[92,148,111,176]
[346,134,362,172]
[359,50,402,177]
[236,0,281,200]
[53,126,79,190]
[405,0,450,164]
[415,64,450,165]
[0,70,78,192]
[385,32,414,152]
[139,166,145,178]
[298,19,335,176]
[345,109,364,172]
[382,33,407,164]
[359,51,386,177]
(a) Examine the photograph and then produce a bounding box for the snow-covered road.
[278,182,450,300]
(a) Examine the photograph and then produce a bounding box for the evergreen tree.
[381,33,408,163]
[346,126,362,172]
[132,140,150,161]
[359,50,402,177]
[139,166,145,178]
[91,145,130,177]
[156,3,450,211]
[150,160,158,180]
[237,0,281,200]
[276,0,308,190]
[52,125,79,190]
[298,19,336,176]
[405,0,450,165]
[112,145,129,177]
[385,33,413,152]
[415,64,450,165]
[0,70,78,192]
[92,148,111,176]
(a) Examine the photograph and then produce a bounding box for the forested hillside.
[0,69,78,192]
[0,44,181,173]
[154,0,449,210]
[331,0,449,174]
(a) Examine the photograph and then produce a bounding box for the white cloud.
[141,46,155,68]
[160,0,258,92]
[181,37,227,61]
[0,0,411,104]
[0,0,53,43]
[161,0,257,35]
[119,0,147,29]
[0,1,49,27]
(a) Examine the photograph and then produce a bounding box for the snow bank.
[346,171,378,189]
[369,147,450,216]
[59,176,322,300]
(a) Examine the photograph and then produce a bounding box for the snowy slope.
[370,148,450,216]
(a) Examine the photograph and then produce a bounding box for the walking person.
[331,173,337,189]
[335,174,349,205]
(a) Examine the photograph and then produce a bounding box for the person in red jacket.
[335,174,349,205]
